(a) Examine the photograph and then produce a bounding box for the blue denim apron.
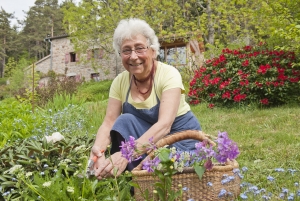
[110,78,201,169]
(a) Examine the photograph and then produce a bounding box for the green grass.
[191,104,300,200]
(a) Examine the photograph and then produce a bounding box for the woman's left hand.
[95,151,128,179]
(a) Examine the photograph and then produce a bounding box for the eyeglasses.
[120,47,148,57]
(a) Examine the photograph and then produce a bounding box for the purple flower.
[147,137,157,151]
[142,156,160,172]
[215,131,239,163]
[120,136,137,162]
[204,159,214,170]
[195,140,216,160]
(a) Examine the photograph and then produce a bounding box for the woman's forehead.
[121,34,148,47]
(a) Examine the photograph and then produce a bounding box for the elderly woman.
[91,18,201,180]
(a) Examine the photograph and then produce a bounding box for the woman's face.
[120,34,156,76]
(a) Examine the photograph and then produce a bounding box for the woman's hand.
[94,151,128,180]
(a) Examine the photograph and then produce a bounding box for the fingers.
[94,160,114,180]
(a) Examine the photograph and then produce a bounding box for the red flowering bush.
[188,43,300,107]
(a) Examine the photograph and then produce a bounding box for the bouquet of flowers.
[120,130,241,201]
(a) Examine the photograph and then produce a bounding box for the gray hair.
[113,18,160,57]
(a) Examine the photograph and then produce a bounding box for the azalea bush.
[188,43,300,108]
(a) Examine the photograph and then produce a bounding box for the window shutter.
[87,50,91,60]
[65,53,69,64]
[99,49,104,59]
[76,53,80,62]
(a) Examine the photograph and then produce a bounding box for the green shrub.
[35,76,83,107]
[75,80,113,102]
[0,99,45,148]
[0,78,6,85]
[188,43,300,108]
[0,134,110,200]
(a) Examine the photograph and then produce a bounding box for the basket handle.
[133,130,216,171]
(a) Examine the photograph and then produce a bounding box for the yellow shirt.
[109,61,190,116]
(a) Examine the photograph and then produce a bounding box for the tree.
[20,0,65,60]
[0,8,15,77]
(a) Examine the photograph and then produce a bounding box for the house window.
[91,73,100,81]
[70,52,76,62]
[158,45,187,67]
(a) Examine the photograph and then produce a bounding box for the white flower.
[74,145,86,152]
[45,132,64,143]
[5,165,23,174]
[42,181,52,187]
[67,186,74,193]
[25,172,33,178]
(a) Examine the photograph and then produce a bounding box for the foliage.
[188,43,300,108]
[4,57,17,78]
[0,78,6,85]
[34,75,83,108]
[0,99,45,148]
[75,79,113,102]
[120,132,239,200]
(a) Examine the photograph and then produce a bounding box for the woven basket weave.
[131,130,240,201]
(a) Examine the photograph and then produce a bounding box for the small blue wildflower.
[53,169,58,173]
[262,194,271,200]
[267,175,275,182]
[43,164,49,168]
[254,189,261,196]
[242,166,248,172]
[288,169,297,176]
[238,173,244,179]
[182,187,189,191]
[40,172,45,176]
[240,193,248,200]
[294,182,299,187]
[296,190,300,197]
[274,168,285,172]
[279,193,285,199]
[207,182,213,187]
[282,188,289,194]
[288,193,294,201]
[221,178,231,185]
[233,168,240,174]
[249,185,258,192]
[218,189,227,198]
[260,188,266,193]
[187,199,195,201]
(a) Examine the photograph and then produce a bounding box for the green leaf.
[158,148,171,162]
[194,164,205,180]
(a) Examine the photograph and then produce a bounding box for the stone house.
[27,33,204,85]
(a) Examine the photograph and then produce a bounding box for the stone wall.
[34,36,124,82]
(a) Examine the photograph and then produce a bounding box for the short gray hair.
[113,18,160,57]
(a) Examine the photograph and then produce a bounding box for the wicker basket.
[131,130,241,201]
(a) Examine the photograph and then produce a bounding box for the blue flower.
[242,166,248,172]
[282,188,289,194]
[218,189,227,198]
[267,175,275,182]
[182,187,189,191]
[288,169,297,175]
[207,182,213,187]
[288,193,295,201]
[274,168,285,172]
[240,193,248,200]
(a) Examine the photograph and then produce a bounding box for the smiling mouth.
[130,63,143,67]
